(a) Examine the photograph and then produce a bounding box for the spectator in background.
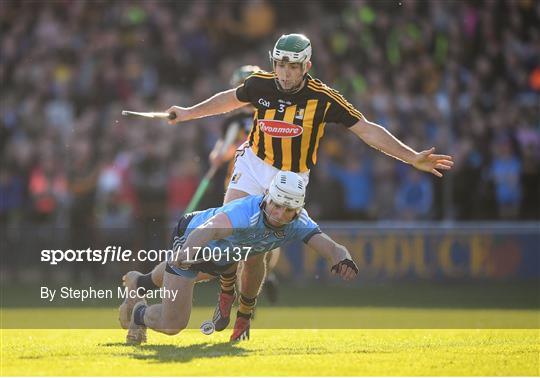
[68,139,99,281]
[305,162,345,221]
[167,158,199,222]
[490,137,522,220]
[28,154,67,223]
[452,136,486,220]
[96,149,132,229]
[0,163,25,225]
[326,154,374,221]
[212,0,276,52]
[0,0,538,243]
[131,137,168,272]
[395,168,434,221]
[371,158,398,220]
[517,130,540,219]
[2,140,34,218]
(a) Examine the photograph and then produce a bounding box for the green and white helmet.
[269,34,312,66]
[230,65,261,87]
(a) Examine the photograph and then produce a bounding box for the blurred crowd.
[1,0,539,241]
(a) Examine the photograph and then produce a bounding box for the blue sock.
[134,305,147,326]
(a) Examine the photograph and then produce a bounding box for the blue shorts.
[165,213,235,279]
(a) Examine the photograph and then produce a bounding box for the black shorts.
[166,213,235,278]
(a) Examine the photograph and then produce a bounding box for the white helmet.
[267,171,306,210]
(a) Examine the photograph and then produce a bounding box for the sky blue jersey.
[184,195,321,266]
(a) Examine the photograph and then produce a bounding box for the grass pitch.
[1,327,538,376]
[1,283,538,375]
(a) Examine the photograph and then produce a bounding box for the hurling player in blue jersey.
[123,171,358,344]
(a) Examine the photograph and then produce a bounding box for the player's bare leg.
[120,261,213,329]
[223,188,249,204]
[126,299,147,344]
[127,270,195,344]
[238,253,266,298]
[118,261,167,329]
[230,253,266,341]
[263,248,281,304]
[212,267,238,331]
[119,271,144,329]
[266,248,280,270]
[212,187,250,332]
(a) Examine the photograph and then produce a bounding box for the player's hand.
[172,250,191,270]
[172,248,194,270]
[331,258,358,281]
[166,106,190,125]
[209,150,225,168]
[411,147,454,178]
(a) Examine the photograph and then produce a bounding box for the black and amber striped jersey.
[235,71,364,173]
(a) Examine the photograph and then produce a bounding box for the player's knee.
[161,327,182,336]
[160,322,186,335]
[224,188,249,204]
[160,317,188,335]
[151,262,166,287]
[244,254,266,268]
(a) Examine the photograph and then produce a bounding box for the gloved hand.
[330,258,358,281]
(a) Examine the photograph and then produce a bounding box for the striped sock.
[238,294,257,317]
[220,271,237,295]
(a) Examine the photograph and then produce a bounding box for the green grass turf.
[1,327,538,376]
[1,306,538,329]
[1,282,538,375]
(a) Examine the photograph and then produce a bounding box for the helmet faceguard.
[269,34,312,94]
[262,171,306,226]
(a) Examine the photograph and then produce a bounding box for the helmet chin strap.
[263,208,290,227]
[261,196,300,227]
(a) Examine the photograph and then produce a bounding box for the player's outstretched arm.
[306,233,358,281]
[167,89,247,125]
[349,118,454,177]
[173,213,233,268]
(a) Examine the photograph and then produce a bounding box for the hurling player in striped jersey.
[164,33,454,339]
